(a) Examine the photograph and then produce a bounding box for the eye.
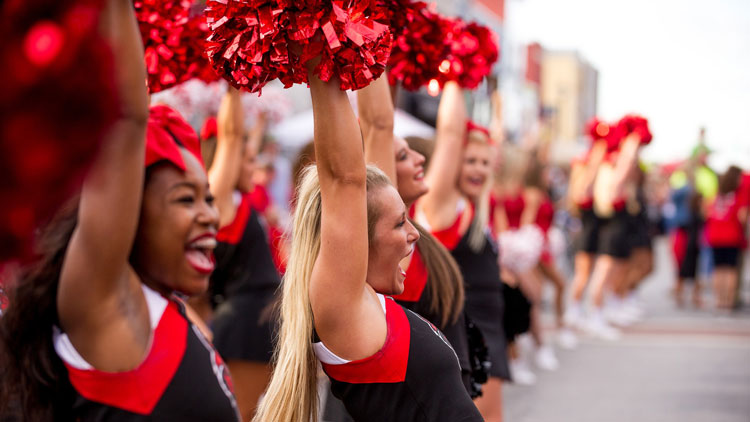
[397,151,407,161]
[206,194,215,205]
[177,195,195,204]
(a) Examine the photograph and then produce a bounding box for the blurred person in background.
[704,166,747,310]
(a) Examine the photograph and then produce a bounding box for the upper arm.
[521,190,542,226]
[59,0,148,329]
[421,82,466,229]
[306,75,369,327]
[209,88,245,228]
[359,76,396,184]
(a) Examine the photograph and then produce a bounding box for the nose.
[197,199,220,230]
[406,220,420,244]
[413,150,425,166]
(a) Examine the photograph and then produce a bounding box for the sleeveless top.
[53,285,240,421]
[211,191,281,299]
[705,192,746,248]
[313,295,482,422]
[535,197,555,234]
[391,245,471,383]
[502,194,525,230]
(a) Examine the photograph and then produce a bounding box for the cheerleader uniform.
[597,197,633,259]
[53,285,240,421]
[392,244,472,391]
[627,188,653,251]
[536,197,556,264]
[314,295,483,422]
[210,191,280,363]
[424,201,511,380]
[502,193,525,230]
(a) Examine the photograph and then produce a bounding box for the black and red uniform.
[53,285,240,421]
[314,295,483,422]
[536,196,556,265]
[391,244,472,391]
[210,191,280,363]
[428,202,511,380]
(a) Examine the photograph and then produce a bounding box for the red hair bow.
[146,104,203,170]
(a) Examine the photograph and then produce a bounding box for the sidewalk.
[503,238,750,422]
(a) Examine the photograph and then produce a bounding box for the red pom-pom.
[387,2,450,91]
[585,117,611,142]
[134,0,217,93]
[437,19,499,89]
[617,114,652,145]
[205,0,392,93]
[0,1,118,261]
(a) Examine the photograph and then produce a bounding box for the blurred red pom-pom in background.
[0,0,118,261]
[134,0,218,93]
[617,114,653,145]
[585,117,611,143]
[386,2,450,91]
[204,0,392,93]
[437,19,499,89]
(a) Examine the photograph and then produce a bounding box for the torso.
[53,285,240,421]
[313,295,482,422]
[211,192,281,300]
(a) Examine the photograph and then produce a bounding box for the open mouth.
[185,235,217,275]
[414,168,425,181]
[468,176,485,186]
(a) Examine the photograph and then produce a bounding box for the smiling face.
[131,149,219,296]
[394,136,428,207]
[458,141,492,200]
[366,185,420,295]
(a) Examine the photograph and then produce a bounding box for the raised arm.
[359,75,396,183]
[58,0,148,327]
[612,134,641,197]
[308,72,369,334]
[421,81,467,229]
[208,87,245,227]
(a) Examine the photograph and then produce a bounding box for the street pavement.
[503,238,750,422]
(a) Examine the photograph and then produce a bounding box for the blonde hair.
[253,165,391,422]
[464,132,494,252]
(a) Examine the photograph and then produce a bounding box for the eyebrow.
[168,181,198,192]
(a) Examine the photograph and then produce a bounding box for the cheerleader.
[0,2,239,420]
[253,65,482,422]
[203,88,279,420]
[416,81,510,422]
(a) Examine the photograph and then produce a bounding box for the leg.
[538,261,566,328]
[474,377,503,422]
[571,252,594,302]
[226,360,272,421]
[518,270,543,347]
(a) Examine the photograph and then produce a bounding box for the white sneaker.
[535,345,560,371]
[563,303,585,329]
[586,313,621,341]
[510,360,537,385]
[557,328,578,350]
[604,304,638,327]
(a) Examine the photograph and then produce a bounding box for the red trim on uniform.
[322,298,410,384]
[503,194,525,230]
[217,193,252,245]
[612,198,626,212]
[64,301,188,415]
[535,199,554,233]
[432,205,473,251]
[392,246,428,302]
[576,197,594,210]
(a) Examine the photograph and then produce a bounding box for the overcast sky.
[506,0,750,169]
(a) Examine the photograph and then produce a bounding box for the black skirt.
[576,209,601,254]
[598,210,633,259]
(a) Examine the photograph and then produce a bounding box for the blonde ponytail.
[254,165,392,422]
[253,166,322,422]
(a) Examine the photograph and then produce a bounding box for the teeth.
[190,237,217,249]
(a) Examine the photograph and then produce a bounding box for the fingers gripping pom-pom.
[617,114,652,145]
[205,0,393,93]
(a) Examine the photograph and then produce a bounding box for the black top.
[319,297,483,422]
[60,297,240,421]
[211,193,281,299]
